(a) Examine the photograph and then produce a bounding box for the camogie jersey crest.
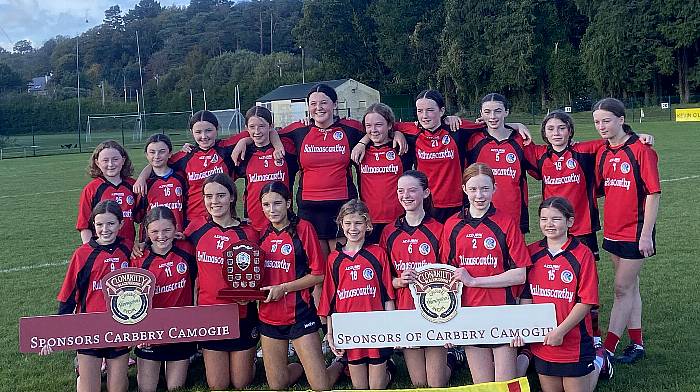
[410,264,462,323]
[101,268,155,325]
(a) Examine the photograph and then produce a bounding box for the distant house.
[27,74,51,95]
[256,79,380,127]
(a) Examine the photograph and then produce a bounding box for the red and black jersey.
[523,237,598,363]
[169,140,237,222]
[596,134,661,242]
[467,128,539,233]
[317,243,395,317]
[279,118,364,204]
[258,218,325,325]
[441,205,531,307]
[57,238,132,314]
[184,218,260,318]
[395,121,482,208]
[380,215,443,310]
[534,140,603,236]
[130,240,197,309]
[357,143,413,224]
[236,144,293,232]
[138,169,187,233]
[76,177,139,245]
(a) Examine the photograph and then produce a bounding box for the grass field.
[1,120,699,391]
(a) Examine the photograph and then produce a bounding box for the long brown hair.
[202,173,240,220]
[592,98,633,134]
[88,140,133,179]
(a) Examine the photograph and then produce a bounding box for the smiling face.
[415,98,444,131]
[247,115,272,147]
[397,175,429,213]
[593,109,625,141]
[364,112,391,145]
[309,92,336,127]
[191,121,218,150]
[93,212,122,245]
[463,174,495,215]
[341,212,370,244]
[145,141,171,169]
[147,218,176,253]
[261,191,290,227]
[539,207,573,242]
[544,117,571,149]
[95,148,125,180]
[480,100,508,131]
[203,182,233,219]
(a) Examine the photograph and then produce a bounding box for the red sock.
[628,328,644,346]
[604,332,620,353]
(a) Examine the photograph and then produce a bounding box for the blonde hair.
[336,199,373,232]
[462,163,495,185]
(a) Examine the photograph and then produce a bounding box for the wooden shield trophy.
[218,240,267,300]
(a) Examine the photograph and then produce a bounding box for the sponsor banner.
[19,268,240,353]
[332,264,555,349]
[675,108,700,122]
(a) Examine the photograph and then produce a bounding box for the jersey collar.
[537,236,577,258]
[606,132,639,151]
[89,236,123,253]
[460,204,496,226]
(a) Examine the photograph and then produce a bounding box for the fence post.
[669,96,672,121]
[121,122,126,146]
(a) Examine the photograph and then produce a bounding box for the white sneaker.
[256,346,264,358]
[288,342,296,357]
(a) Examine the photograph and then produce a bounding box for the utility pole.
[270,11,273,53]
[136,29,146,133]
[299,46,305,84]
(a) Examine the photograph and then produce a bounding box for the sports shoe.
[386,357,397,386]
[446,347,467,371]
[256,346,264,358]
[616,344,645,364]
[596,347,614,380]
[321,339,332,355]
[288,341,296,357]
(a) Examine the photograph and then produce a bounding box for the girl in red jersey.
[77,140,138,245]
[134,110,245,224]
[257,181,340,391]
[441,163,531,384]
[319,199,396,390]
[236,106,294,233]
[593,98,661,366]
[515,197,609,391]
[44,200,132,392]
[183,173,260,390]
[357,103,413,244]
[138,134,187,235]
[466,94,539,233]
[131,206,197,392]
[380,170,459,387]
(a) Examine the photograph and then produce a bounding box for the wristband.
[358,141,367,146]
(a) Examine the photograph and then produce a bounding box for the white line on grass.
[0,260,68,274]
[0,188,82,199]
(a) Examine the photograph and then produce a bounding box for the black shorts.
[575,233,600,261]
[365,223,387,245]
[297,200,345,240]
[135,342,197,362]
[533,356,595,377]
[347,348,394,365]
[432,206,461,224]
[603,234,656,260]
[77,347,130,359]
[259,314,321,341]
[199,316,259,352]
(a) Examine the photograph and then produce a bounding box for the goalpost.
[211,109,245,136]
[86,113,142,143]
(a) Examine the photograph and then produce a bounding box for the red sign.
[19,268,240,353]
[218,240,267,300]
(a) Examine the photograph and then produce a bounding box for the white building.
[256,78,380,127]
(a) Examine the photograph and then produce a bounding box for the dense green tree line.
[0,0,698,135]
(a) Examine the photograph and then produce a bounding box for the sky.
[0,0,190,51]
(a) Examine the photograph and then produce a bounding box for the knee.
[614,282,634,298]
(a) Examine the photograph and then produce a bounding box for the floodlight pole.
[76,34,82,151]
[136,30,146,132]
[299,46,305,84]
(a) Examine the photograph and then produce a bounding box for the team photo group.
[46,82,661,392]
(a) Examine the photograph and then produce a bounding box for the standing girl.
[380,170,455,387]
[183,173,260,390]
[466,94,539,233]
[52,200,132,392]
[441,163,531,384]
[236,106,293,232]
[357,103,413,243]
[518,197,608,391]
[319,199,396,390]
[257,181,330,391]
[594,98,661,366]
[131,206,197,392]
[138,134,187,234]
[77,140,138,245]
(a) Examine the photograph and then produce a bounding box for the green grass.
[1,120,699,391]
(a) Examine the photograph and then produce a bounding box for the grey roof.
[29,76,48,90]
[257,79,349,102]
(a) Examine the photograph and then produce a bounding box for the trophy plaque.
[218,240,267,300]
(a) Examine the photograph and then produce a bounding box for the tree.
[125,0,163,23]
[0,63,23,90]
[104,5,125,31]
[13,40,33,54]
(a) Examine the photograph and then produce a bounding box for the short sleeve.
[56,248,83,309]
[169,151,188,172]
[378,250,396,301]
[574,139,605,154]
[506,219,532,269]
[394,122,419,136]
[317,254,338,316]
[576,250,598,305]
[76,185,94,231]
[220,131,249,147]
[299,221,325,276]
[640,146,661,194]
